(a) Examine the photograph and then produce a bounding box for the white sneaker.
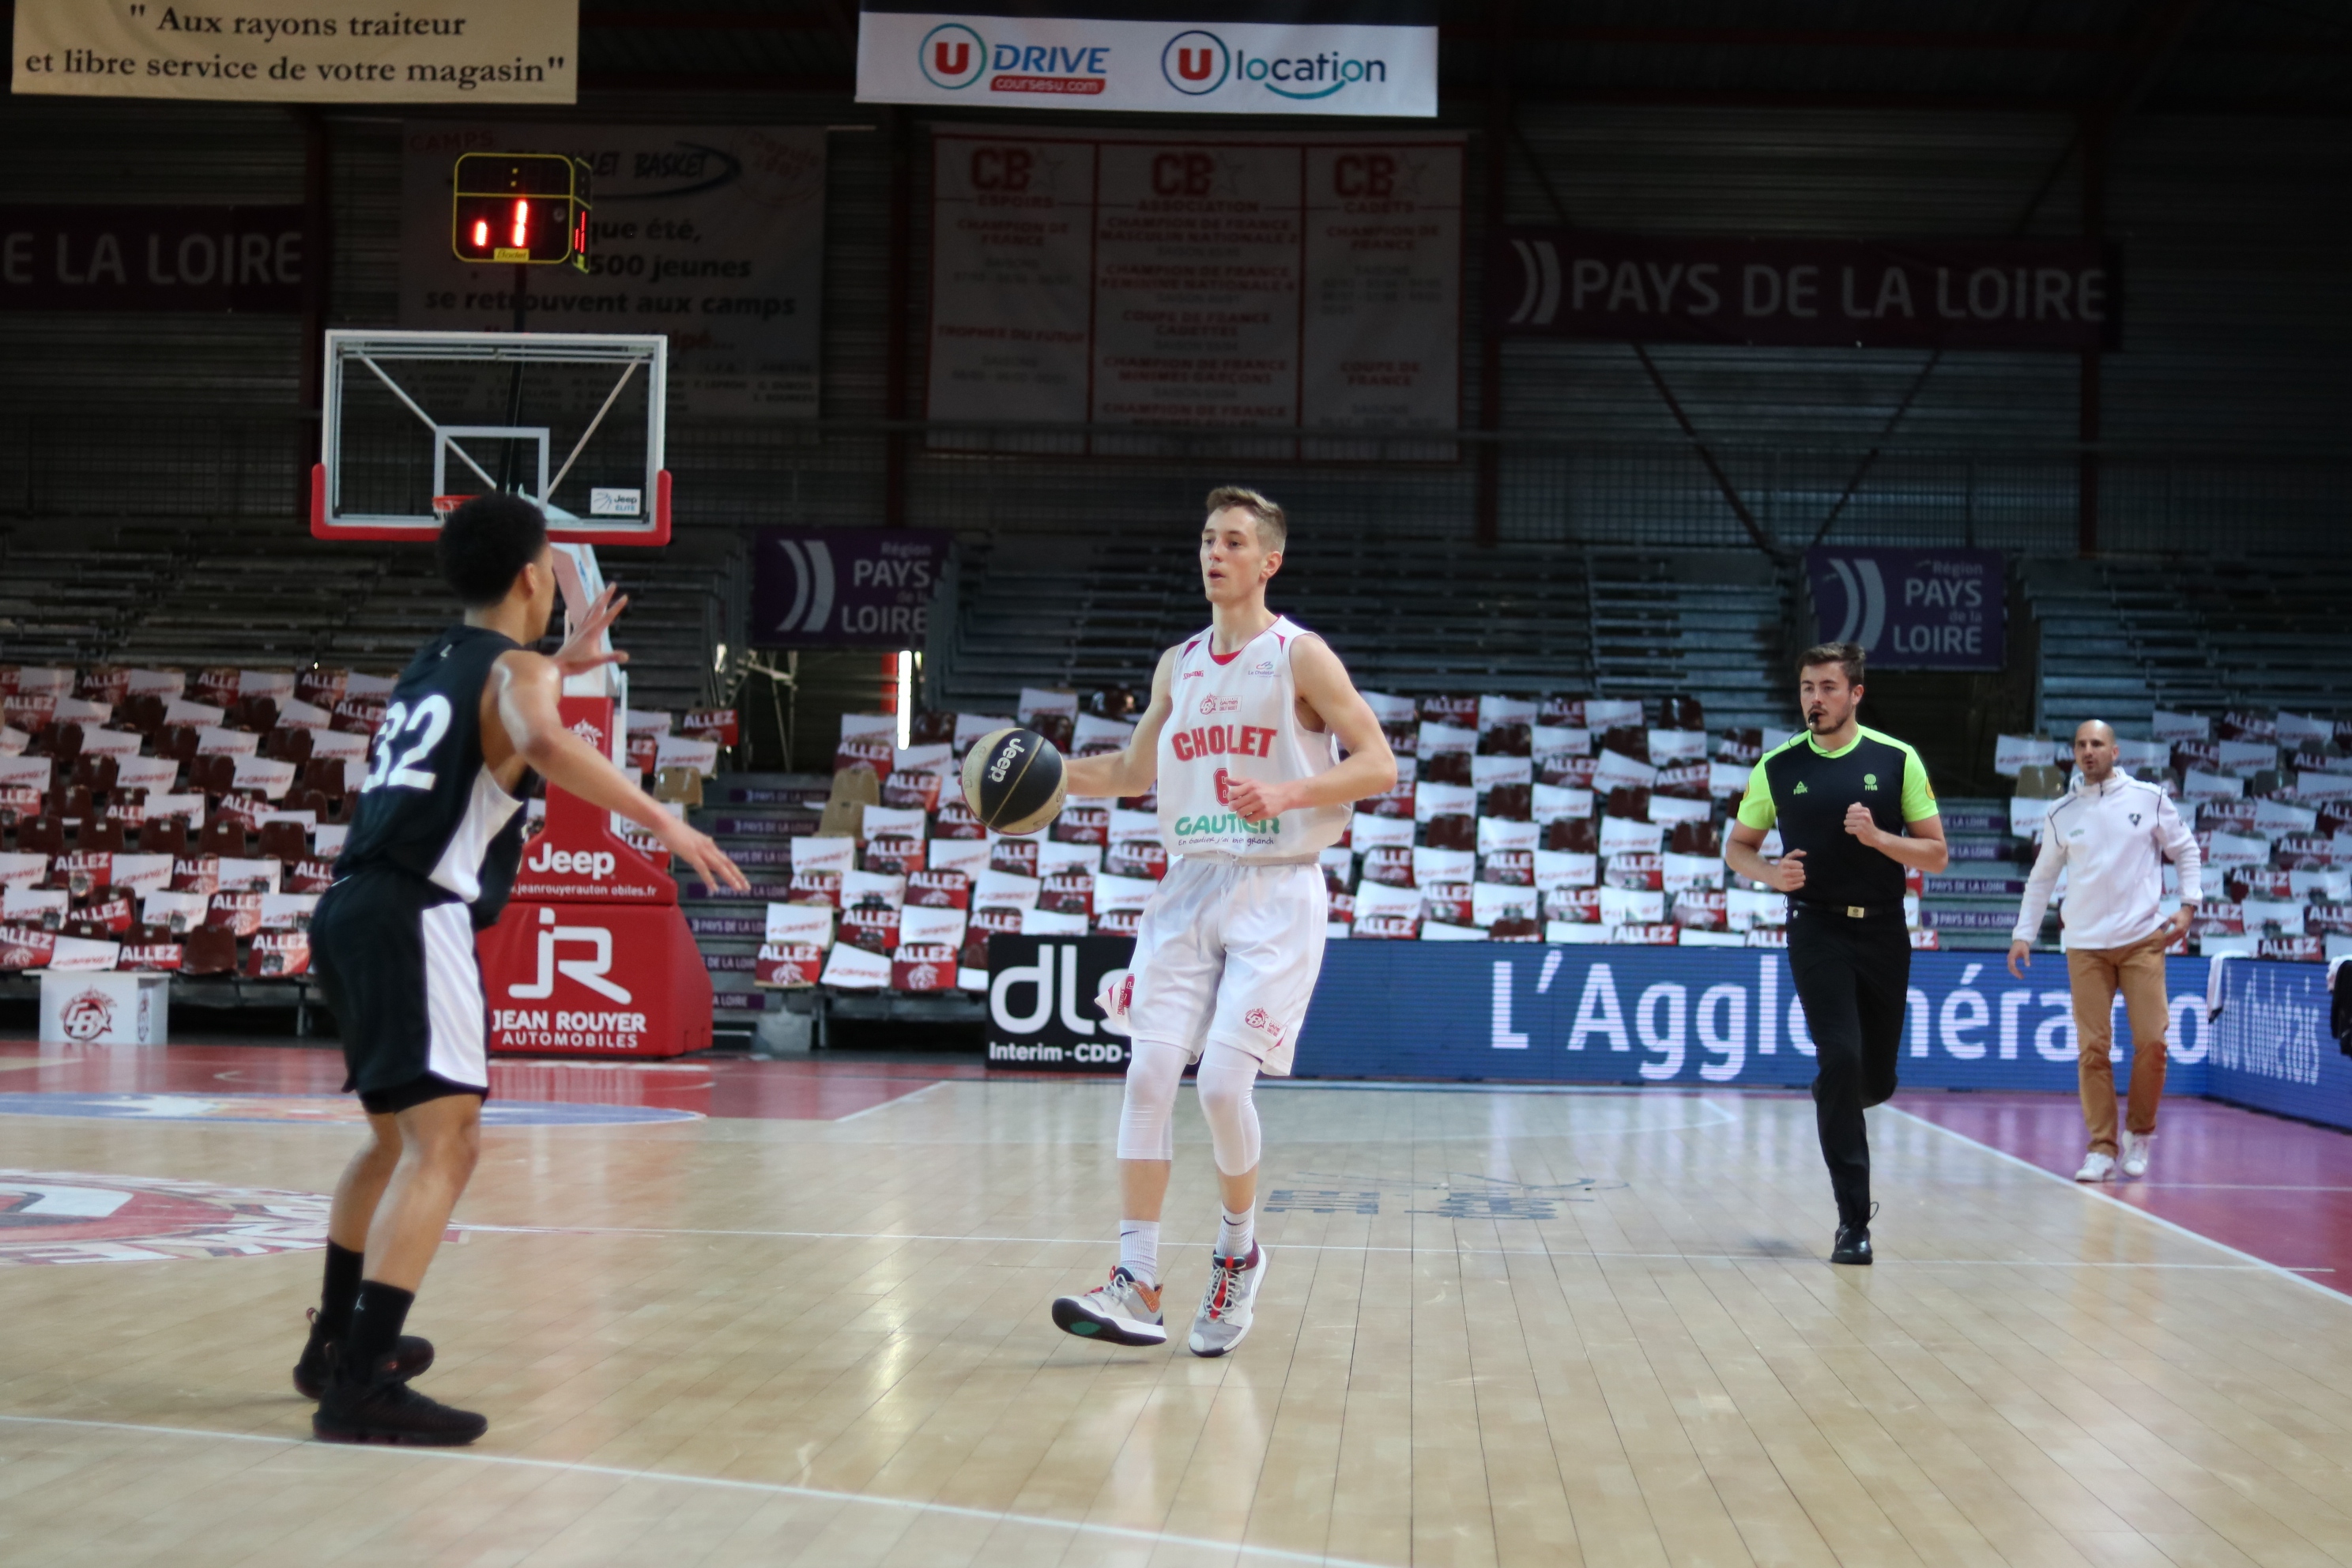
[1051,1266,1167,1346]
[2120,1133,2153,1178]
[2075,1152,2116,1183]
[1188,1243,1268,1358]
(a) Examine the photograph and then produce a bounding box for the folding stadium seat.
[232,697,279,734]
[198,815,247,858]
[1425,814,1476,853]
[187,755,237,798]
[44,723,85,765]
[180,926,238,976]
[1670,820,1724,858]
[262,726,303,762]
[255,821,308,864]
[75,819,126,854]
[1659,695,1706,731]
[57,786,96,823]
[70,755,119,794]
[14,816,67,857]
[156,726,201,765]
[1544,817,1599,854]
[1421,752,1473,788]
[1483,782,1532,821]
[119,695,167,736]
[138,816,192,858]
[283,786,330,820]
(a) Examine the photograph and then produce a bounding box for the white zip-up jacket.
[2011,769,2202,950]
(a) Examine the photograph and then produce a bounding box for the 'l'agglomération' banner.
[12,0,576,103]
[857,1,1437,117]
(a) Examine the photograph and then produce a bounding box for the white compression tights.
[1116,1039,1262,1177]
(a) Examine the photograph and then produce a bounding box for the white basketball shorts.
[1106,856,1328,1077]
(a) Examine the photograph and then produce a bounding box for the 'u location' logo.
[1161,30,1228,94]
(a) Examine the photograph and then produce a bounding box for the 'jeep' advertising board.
[985,934,1135,1072]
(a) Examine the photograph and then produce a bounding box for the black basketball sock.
[339,1281,416,1383]
[315,1242,364,1339]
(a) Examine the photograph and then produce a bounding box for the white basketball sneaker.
[1188,1243,1269,1358]
[2075,1151,2116,1182]
[2120,1132,2154,1178]
[1051,1267,1167,1346]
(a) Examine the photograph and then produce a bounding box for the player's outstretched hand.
[1770,848,1807,894]
[654,815,749,892]
[551,584,632,678]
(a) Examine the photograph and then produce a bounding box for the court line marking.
[0,1414,1393,1568]
[824,1080,948,1123]
[445,1221,2290,1268]
[1886,1106,2352,1306]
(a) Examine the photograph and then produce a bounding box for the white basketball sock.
[1217,1206,1254,1261]
[1118,1220,1160,1288]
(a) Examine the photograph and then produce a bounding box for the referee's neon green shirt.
[1736,725,1937,907]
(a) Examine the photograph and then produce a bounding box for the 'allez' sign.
[752,529,951,648]
[857,2,1436,118]
[1806,548,2004,672]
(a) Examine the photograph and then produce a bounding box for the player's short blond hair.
[1203,486,1287,552]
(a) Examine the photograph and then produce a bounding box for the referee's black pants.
[1786,904,1912,1229]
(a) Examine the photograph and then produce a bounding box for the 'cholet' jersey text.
[1154,616,1345,862]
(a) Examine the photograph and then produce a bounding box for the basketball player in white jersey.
[1050,487,1395,1356]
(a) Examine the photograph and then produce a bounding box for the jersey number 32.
[360,695,452,793]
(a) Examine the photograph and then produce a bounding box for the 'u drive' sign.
[751,528,950,648]
[1490,232,2119,352]
[1805,547,2004,671]
[854,2,1438,117]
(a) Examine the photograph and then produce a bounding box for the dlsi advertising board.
[398,124,826,419]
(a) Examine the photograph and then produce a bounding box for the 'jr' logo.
[509,909,632,1004]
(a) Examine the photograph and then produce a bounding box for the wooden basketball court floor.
[4,1042,2351,1568]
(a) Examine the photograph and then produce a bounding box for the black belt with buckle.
[1792,898,1904,922]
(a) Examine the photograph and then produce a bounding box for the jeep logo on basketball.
[987,737,1023,782]
[527,846,617,880]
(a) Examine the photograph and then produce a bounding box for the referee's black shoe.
[293,1308,435,1400]
[1830,1202,1880,1266]
[313,1358,487,1446]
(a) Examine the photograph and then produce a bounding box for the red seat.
[13,816,67,856]
[120,695,167,735]
[256,821,309,863]
[70,754,120,793]
[45,722,85,765]
[138,816,193,858]
[75,819,127,854]
[265,726,315,763]
[199,815,247,858]
[181,926,239,976]
[156,726,201,763]
[188,755,238,797]
[284,786,330,819]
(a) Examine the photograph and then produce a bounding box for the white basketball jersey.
[1155,616,1345,862]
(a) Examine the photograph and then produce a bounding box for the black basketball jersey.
[334,624,534,925]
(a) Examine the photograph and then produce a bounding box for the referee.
[1725,642,1948,1265]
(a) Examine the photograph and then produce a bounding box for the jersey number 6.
[360,695,452,794]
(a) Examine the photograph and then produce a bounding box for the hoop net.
[432,495,475,520]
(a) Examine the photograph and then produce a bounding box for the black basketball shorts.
[311,869,492,1111]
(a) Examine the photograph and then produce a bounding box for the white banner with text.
[13,0,577,103]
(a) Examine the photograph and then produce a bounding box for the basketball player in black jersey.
[299,495,747,1445]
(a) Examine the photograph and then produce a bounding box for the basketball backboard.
[312,330,669,545]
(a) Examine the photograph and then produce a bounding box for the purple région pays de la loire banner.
[1805,547,2004,671]
[752,528,952,648]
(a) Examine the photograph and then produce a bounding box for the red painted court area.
[1903,1091,2352,1297]
[0,1042,963,1122]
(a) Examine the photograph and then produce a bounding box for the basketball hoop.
[432,495,476,520]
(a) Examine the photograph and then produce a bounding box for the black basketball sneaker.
[313,1354,487,1446]
[292,1307,436,1400]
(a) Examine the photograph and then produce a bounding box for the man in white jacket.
[2008,721,2201,1182]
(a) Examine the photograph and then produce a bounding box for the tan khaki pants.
[2067,934,2171,1155]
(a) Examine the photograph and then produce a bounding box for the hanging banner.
[0,206,306,312]
[12,0,576,104]
[399,124,827,418]
[1805,547,2005,671]
[928,126,1462,445]
[1491,232,2119,352]
[752,528,952,648]
[858,2,1437,118]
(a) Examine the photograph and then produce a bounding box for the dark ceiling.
[576,1,2350,114]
